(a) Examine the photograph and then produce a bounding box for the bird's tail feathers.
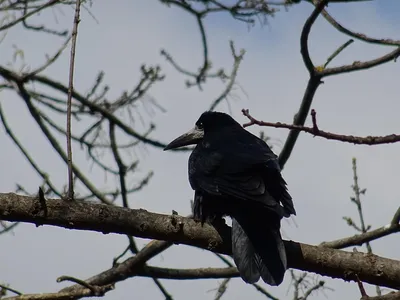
[231,215,287,285]
[232,218,260,283]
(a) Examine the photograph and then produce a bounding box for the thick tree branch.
[277,76,321,169]
[300,0,328,75]
[137,266,238,279]
[277,0,326,168]
[0,192,399,290]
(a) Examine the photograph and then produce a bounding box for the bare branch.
[314,0,400,47]
[57,276,102,294]
[31,74,178,150]
[269,0,400,169]
[323,39,354,69]
[276,0,327,168]
[137,266,238,279]
[0,284,22,296]
[214,278,230,300]
[361,291,400,300]
[209,41,245,111]
[392,207,400,226]
[3,285,114,300]
[62,239,173,292]
[320,223,400,249]
[0,0,62,32]
[347,159,382,295]
[65,0,82,200]
[321,47,400,77]
[252,283,280,300]
[0,103,63,197]
[0,221,19,235]
[18,85,112,204]
[0,192,400,290]
[25,36,72,78]
[242,109,400,146]
[300,0,328,75]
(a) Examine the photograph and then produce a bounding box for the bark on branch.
[0,192,399,289]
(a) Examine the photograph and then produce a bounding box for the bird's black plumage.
[164,111,296,285]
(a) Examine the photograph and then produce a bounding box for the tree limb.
[320,223,400,249]
[0,192,399,290]
[3,285,114,300]
[242,109,400,146]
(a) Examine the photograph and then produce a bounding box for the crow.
[164,111,296,285]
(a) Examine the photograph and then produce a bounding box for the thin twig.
[242,109,400,146]
[0,221,19,235]
[214,278,230,300]
[209,41,245,111]
[323,39,354,69]
[0,284,22,296]
[31,74,183,150]
[109,122,129,207]
[19,85,112,204]
[0,0,61,32]
[0,103,62,197]
[24,35,72,78]
[314,0,400,47]
[57,276,96,293]
[61,239,173,293]
[319,223,399,249]
[355,273,368,298]
[321,47,400,77]
[349,159,381,295]
[66,0,82,200]
[361,291,400,300]
[392,207,400,226]
[252,283,280,300]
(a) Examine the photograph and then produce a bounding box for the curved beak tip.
[163,127,204,151]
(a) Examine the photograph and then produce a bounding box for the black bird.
[164,111,296,285]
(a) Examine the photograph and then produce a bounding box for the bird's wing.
[194,135,296,217]
[212,168,288,216]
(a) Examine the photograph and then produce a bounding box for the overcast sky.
[0,1,399,299]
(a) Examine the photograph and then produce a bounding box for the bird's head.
[164,111,240,150]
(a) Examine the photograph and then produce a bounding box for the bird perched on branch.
[164,111,296,285]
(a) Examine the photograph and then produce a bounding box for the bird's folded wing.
[193,143,296,216]
[197,170,286,216]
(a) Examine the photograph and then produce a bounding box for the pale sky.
[0,1,399,299]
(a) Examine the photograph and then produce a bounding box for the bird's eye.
[197,122,204,130]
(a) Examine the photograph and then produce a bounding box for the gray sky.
[0,0,399,299]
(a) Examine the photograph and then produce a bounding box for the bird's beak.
[164,127,204,151]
